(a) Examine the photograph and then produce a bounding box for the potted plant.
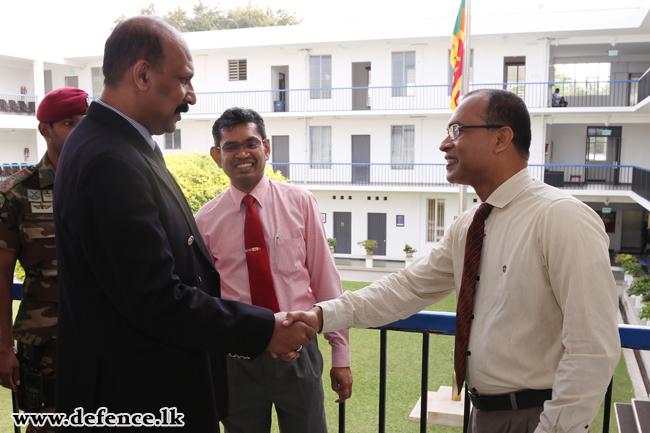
[327,238,337,254]
[403,243,417,258]
[615,254,642,285]
[628,276,650,315]
[357,239,378,255]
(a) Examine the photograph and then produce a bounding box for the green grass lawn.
[1,284,637,433]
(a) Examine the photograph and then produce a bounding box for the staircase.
[615,399,650,432]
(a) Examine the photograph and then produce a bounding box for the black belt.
[468,389,552,412]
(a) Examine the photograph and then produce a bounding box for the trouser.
[222,340,327,433]
[468,406,544,433]
[18,343,56,433]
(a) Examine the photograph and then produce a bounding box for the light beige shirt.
[318,168,620,433]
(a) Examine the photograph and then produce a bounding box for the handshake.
[266,307,323,360]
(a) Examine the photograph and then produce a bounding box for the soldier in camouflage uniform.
[0,87,88,433]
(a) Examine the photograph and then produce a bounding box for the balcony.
[0,163,30,183]
[268,163,650,197]
[0,92,36,116]
[188,80,643,116]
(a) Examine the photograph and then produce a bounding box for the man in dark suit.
[53,16,314,431]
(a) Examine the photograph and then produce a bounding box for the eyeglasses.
[446,124,505,141]
[217,141,263,153]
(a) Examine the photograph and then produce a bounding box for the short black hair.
[103,16,174,87]
[465,89,531,160]
[212,107,267,146]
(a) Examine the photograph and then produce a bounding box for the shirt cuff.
[331,344,351,368]
[316,299,350,334]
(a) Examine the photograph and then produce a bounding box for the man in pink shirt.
[195,107,352,433]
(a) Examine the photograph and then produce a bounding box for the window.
[228,60,247,81]
[391,125,414,169]
[91,67,103,97]
[554,63,611,96]
[165,130,181,150]
[392,52,415,97]
[310,55,331,99]
[43,70,52,95]
[587,137,607,161]
[427,199,445,242]
[504,57,525,99]
[310,126,331,168]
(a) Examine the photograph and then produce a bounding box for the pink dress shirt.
[195,175,350,367]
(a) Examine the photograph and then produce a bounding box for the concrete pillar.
[32,60,46,158]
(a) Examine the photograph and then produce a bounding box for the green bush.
[165,151,289,214]
[615,253,642,277]
[14,262,24,282]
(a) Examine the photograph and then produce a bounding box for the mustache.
[174,104,189,114]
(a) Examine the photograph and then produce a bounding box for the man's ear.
[133,60,151,91]
[37,122,51,140]
[494,126,515,155]
[210,146,223,168]
[263,138,271,161]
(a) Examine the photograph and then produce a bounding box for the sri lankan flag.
[450,0,466,110]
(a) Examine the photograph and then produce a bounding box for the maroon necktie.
[243,195,280,313]
[454,202,494,392]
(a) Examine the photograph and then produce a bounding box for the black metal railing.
[632,166,650,203]
[638,70,650,103]
[372,311,650,433]
[268,163,636,192]
[0,164,30,183]
[11,283,649,433]
[530,164,634,190]
[187,80,643,115]
[0,92,37,116]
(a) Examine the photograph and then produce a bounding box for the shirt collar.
[95,99,156,150]
[228,174,271,210]
[484,168,532,210]
[37,152,55,188]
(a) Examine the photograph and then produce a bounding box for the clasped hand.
[267,309,322,361]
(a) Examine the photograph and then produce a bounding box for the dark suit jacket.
[54,102,275,431]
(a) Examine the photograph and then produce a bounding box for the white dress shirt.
[318,168,620,433]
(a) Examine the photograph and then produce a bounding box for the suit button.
[188,235,194,245]
[198,276,202,286]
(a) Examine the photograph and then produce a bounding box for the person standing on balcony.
[53,17,315,432]
[286,89,620,433]
[195,107,352,433]
[0,87,88,433]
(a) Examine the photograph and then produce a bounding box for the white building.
[2,4,650,258]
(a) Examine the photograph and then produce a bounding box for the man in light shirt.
[195,107,352,433]
[286,89,620,433]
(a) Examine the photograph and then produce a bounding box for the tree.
[165,151,289,215]
[114,1,302,32]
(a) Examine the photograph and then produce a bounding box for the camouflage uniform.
[0,152,57,433]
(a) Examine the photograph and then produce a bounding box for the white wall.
[0,64,34,95]
[0,130,39,165]
[312,189,478,257]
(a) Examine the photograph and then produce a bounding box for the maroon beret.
[37,87,89,123]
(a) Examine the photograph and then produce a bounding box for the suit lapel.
[87,102,216,268]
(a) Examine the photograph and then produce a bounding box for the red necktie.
[454,202,494,392]
[243,195,280,313]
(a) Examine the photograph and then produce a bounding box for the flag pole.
[459,0,470,213]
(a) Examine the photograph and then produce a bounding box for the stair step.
[633,399,650,433]
[616,403,640,433]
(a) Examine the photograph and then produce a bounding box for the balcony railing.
[0,93,37,116]
[0,163,30,183]
[188,80,642,115]
[632,166,650,203]
[11,283,649,433]
[268,163,636,192]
